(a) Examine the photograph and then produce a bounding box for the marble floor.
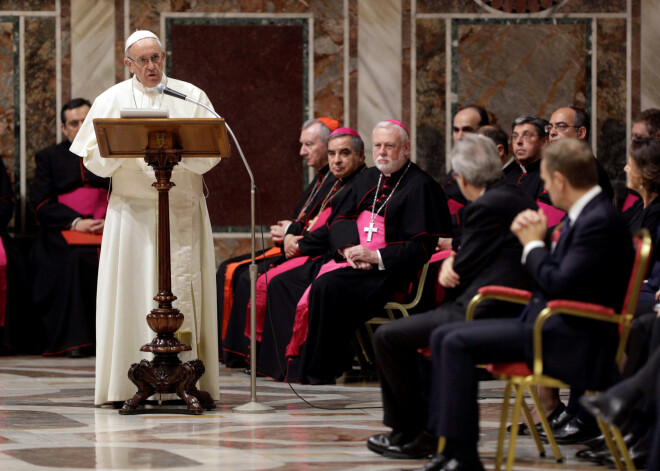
[0,356,610,470]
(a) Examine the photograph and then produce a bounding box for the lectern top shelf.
[93,118,231,159]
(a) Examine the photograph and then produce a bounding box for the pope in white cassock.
[70,30,221,406]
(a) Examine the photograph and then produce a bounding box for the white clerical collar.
[132,73,167,93]
[567,185,602,223]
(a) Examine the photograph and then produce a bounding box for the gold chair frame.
[464,229,651,471]
[355,262,430,364]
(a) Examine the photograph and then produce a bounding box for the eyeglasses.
[544,123,579,133]
[126,53,163,68]
[510,132,537,142]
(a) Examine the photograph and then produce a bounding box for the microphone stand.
[167,92,274,414]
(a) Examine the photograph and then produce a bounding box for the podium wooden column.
[93,118,230,414]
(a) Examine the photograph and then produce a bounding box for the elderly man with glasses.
[70,30,221,408]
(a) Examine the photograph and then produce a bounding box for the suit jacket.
[522,191,633,390]
[448,180,537,317]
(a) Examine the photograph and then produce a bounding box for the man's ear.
[577,126,588,140]
[553,170,566,189]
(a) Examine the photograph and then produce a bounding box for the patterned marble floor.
[0,356,609,470]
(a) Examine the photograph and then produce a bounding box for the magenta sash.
[537,200,566,227]
[58,187,108,219]
[286,211,387,357]
[622,192,640,213]
[244,207,333,341]
[306,206,332,232]
[447,199,465,215]
[245,255,310,341]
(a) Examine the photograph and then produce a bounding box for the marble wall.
[413,1,634,187]
[0,0,656,267]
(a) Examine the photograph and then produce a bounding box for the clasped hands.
[74,218,104,234]
[510,208,548,246]
[340,244,379,270]
[270,219,292,244]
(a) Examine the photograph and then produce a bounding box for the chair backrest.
[616,228,653,366]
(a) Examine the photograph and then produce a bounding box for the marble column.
[70,0,115,101]
[641,0,660,109]
[358,0,402,163]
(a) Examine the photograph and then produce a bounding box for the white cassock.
[70,73,221,405]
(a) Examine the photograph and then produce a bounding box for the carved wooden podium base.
[119,132,216,415]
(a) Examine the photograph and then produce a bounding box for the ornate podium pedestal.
[93,120,230,415]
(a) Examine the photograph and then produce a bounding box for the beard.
[375,152,407,175]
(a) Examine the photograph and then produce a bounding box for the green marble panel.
[595,18,627,200]
[24,17,56,193]
[1,0,55,10]
[452,18,590,132]
[418,0,483,14]
[0,18,17,191]
[416,18,447,181]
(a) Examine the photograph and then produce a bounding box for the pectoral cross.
[364,221,378,242]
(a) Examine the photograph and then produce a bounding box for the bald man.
[442,106,489,211]
[547,106,615,201]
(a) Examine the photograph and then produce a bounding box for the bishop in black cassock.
[218,117,339,366]
[30,138,109,356]
[260,120,452,384]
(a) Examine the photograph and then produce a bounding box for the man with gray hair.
[283,119,451,385]
[218,117,340,367]
[368,133,538,460]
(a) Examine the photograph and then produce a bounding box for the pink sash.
[447,199,465,215]
[286,211,387,357]
[245,255,310,341]
[0,238,6,327]
[537,200,566,227]
[622,192,640,213]
[306,206,332,232]
[245,207,333,341]
[58,187,108,219]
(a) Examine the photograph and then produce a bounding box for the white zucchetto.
[125,30,159,52]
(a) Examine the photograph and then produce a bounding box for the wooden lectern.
[93,118,230,415]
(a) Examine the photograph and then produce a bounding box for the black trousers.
[372,302,466,437]
[428,319,527,443]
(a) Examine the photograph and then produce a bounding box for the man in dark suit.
[367,134,537,460]
[411,138,633,471]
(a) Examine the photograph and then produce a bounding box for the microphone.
[156,82,223,122]
[156,83,187,100]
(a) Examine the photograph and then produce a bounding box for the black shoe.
[66,346,93,358]
[548,408,574,429]
[550,416,601,444]
[581,433,605,449]
[384,430,437,459]
[367,431,403,455]
[579,393,633,429]
[401,455,484,471]
[400,453,448,471]
[575,432,636,462]
[601,436,649,469]
[508,401,566,436]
